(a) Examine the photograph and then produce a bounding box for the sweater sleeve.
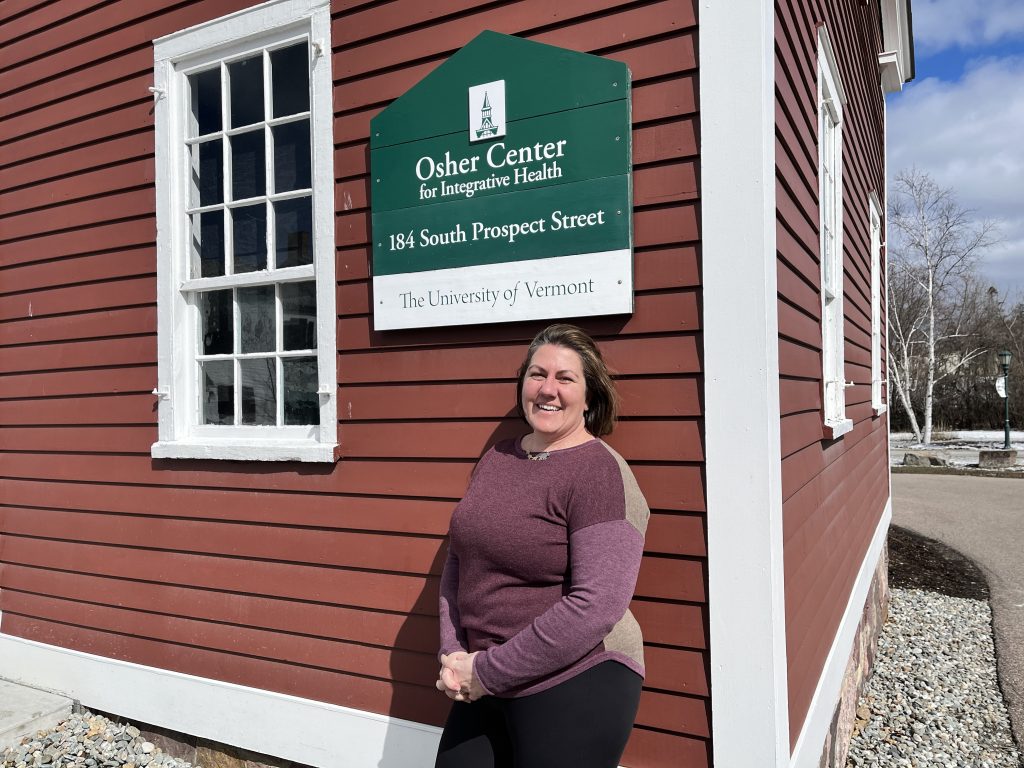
[438,546,468,661]
[472,518,644,695]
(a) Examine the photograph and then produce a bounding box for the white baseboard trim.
[789,496,892,768]
[0,634,442,767]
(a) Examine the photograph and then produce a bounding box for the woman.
[434,324,649,768]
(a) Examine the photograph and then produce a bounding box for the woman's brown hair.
[515,324,620,437]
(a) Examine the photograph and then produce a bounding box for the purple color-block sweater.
[438,437,650,698]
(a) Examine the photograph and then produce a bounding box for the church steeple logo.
[476,92,498,138]
[468,80,506,143]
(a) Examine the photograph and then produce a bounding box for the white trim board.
[0,634,441,768]
[790,498,892,768]
[700,0,790,764]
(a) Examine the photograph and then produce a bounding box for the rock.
[141,742,156,754]
[903,451,948,467]
[978,449,1018,469]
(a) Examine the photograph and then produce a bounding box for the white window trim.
[818,25,852,439]
[868,192,887,415]
[152,0,336,462]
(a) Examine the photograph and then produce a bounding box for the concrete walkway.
[0,678,72,750]
[892,473,1024,751]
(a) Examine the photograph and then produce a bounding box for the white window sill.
[872,404,888,417]
[152,439,337,463]
[824,418,854,440]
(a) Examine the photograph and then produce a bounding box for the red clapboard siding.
[0,0,111,49]
[0,590,439,686]
[0,104,154,179]
[0,367,157,399]
[0,134,153,192]
[0,219,155,269]
[0,0,709,762]
[623,729,710,768]
[0,478,456,535]
[0,307,156,347]
[0,0,261,97]
[0,563,440,653]
[0,247,152,293]
[0,156,155,214]
[0,336,157,374]
[0,277,155,321]
[779,377,822,416]
[774,0,891,748]
[0,76,154,146]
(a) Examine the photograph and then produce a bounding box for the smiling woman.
[434,324,648,768]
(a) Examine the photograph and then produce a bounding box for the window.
[152,0,336,462]
[869,193,886,414]
[817,26,851,437]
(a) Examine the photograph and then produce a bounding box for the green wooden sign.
[370,31,632,330]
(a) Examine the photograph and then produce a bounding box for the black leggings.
[434,661,642,768]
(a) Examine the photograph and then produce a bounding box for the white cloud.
[888,55,1024,296]
[912,0,1024,53]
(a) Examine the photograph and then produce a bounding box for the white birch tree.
[887,169,1000,444]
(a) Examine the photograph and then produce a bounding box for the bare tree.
[887,168,1000,443]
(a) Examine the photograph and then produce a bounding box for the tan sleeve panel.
[602,443,651,536]
[602,610,645,668]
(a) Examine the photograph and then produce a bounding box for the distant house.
[0,1,913,766]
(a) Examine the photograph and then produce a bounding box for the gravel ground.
[1,713,199,768]
[847,589,1022,767]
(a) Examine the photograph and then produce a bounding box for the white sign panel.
[996,375,1007,398]
[373,249,632,330]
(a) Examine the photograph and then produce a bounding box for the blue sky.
[887,0,1024,299]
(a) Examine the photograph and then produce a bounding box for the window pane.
[191,139,223,207]
[273,120,310,192]
[281,281,316,350]
[275,196,313,268]
[201,360,234,425]
[189,67,222,136]
[240,358,277,425]
[283,357,319,425]
[238,285,275,353]
[191,211,225,278]
[271,43,309,118]
[232,204,267,273]
[229,55,263,128]
[200,289,233,355]
[231,130,266,201]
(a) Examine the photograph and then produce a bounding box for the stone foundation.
[87,708,313,768]
[816,541,890,768]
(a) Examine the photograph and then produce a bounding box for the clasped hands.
[435,651,485,703]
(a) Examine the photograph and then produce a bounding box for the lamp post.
[998,349,1012,450]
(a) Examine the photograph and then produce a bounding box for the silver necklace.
[522,437,550,461]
